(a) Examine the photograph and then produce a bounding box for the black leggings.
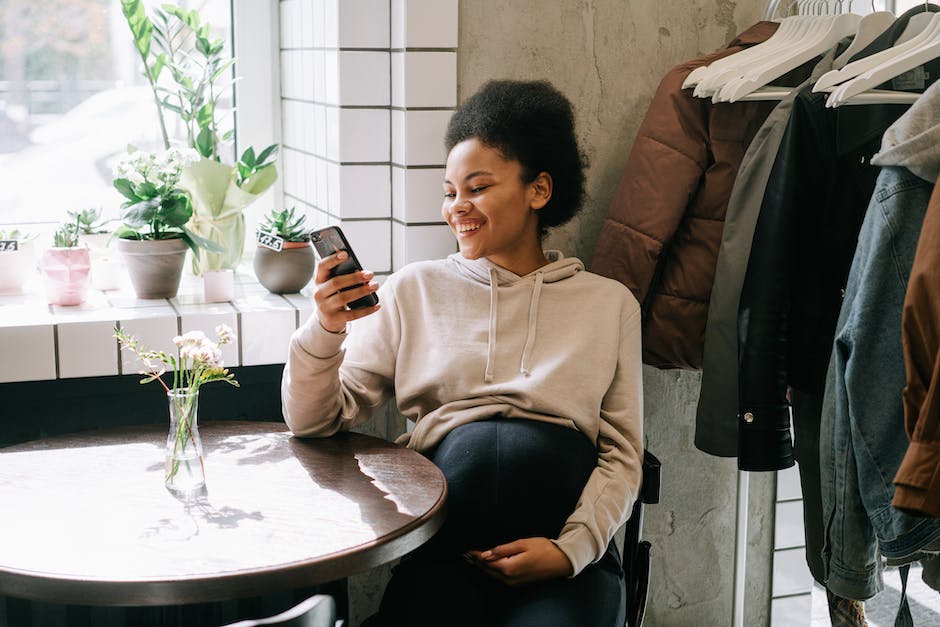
[378,418,626,627]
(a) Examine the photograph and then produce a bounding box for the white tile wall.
[337,0,390,47]
[57,319,120,379]
[0,322,56,383]
[391,0,459,49]
[392,166,446,223]
[391,52,457,108]
[771,465,814,626]
[391,109,453,167]
[279,0,457,280]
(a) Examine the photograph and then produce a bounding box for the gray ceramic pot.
[253,243,315,294]
[116,237,188,299]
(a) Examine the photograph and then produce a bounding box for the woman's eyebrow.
[443,170,493,186]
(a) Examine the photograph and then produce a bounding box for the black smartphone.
[310,226,379,309]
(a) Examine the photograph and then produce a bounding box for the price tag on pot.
[256,230,284,252]
[0,240,18,252]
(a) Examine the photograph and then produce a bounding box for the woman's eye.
[471,186,487,193]
[443,191,456,199]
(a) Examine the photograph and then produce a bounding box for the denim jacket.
[820,166,940,599]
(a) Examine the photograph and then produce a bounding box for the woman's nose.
[452,196,471,214]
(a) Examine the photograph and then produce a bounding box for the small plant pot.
[203,269,235,303]
[253,241,315,294]
[40,246,91,306]
[117,237,188,299]
[0,242,37,294]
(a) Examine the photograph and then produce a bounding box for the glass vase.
[165,389,206,494]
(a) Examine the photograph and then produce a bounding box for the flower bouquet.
[120,0,279,278]
[115,324,239,494]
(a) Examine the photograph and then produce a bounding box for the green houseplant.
[120,0,279,280]
[40,217,91,306]
[69,207,122,291]
[253,207,315,294]
[0,229,38,295]
[111,147,221,299]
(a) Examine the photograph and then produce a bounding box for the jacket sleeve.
[554,301,644,575]
[736,94,828,471]
[281,282,399,437]
[894,189,940,517]
[590,62,711,305]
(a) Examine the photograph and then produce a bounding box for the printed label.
[256,231,284,252]
[0,240,18,252]
[892,66,926,91]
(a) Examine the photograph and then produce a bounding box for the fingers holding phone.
[310,227,380,332]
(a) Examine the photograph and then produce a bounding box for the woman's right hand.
[313,251,381,333]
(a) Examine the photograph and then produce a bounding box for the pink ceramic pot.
[40,247,91,306]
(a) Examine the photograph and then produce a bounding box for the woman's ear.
[529,172,553,211]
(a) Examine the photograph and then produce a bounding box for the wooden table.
[0,421,447,606]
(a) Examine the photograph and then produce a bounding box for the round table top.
[0,421,447,606]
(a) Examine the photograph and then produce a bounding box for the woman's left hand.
[464,537,573,586]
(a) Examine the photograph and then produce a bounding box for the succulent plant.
[67,208,110,235]
[258,207,309,243]
[53,218,81,248]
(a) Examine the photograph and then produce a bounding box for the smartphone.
[310,226,379,309]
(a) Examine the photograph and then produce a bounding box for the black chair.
[623,450,661,627]
[220,594,343,627]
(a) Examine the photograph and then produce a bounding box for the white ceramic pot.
[0,242,37,294]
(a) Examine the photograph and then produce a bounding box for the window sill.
[0,266,312,383]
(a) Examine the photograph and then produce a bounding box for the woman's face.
[442,138,550,275]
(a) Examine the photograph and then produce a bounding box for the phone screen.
[310,226,379,309]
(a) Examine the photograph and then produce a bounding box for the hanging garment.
[891,132,940,520]
[736,5,940,473]
[695,43,845,459]
[590,22,785,370]
[819,93,940,597]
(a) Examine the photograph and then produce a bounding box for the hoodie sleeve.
[554,301,644,575]
[281,282,400,437]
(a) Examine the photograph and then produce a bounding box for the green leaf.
[255,144,279,165]
[240,146,256,168]
[122,198,161,227]
[157,191,193,227]
[121,0,153,58]
[210,58,236,83]
[195,103,213,128]
[179,225,224,255]
[195,36,210,57]
[113,177,137,201]
[136,181,158,199]
[195,126,214,159]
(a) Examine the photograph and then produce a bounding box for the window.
[0,0,232,232]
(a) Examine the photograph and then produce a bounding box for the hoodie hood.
[448,250,584,286]
[448,251,583,382]
[871,79,940,182]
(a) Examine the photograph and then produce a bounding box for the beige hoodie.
[281,251,644,575]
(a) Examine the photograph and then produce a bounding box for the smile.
[456,223,483,234]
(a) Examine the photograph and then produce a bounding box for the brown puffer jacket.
[591,22,781,370]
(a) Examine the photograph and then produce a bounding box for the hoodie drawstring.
[484,268,499,383]
[520,272,543,376]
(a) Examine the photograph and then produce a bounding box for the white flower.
[215,324,235,345]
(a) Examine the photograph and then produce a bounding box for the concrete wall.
[456,1,771,626]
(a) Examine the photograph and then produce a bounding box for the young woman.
[282,79,643,627]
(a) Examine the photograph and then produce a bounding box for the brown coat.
[591,22,780,370]
[893,178,940,518]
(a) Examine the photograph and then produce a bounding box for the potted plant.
[111,147,221,299]
[0,229,38,294]
[69,208,122,291]
[119,0,279,291]
[40,217,91,306]
[253,207,315,294]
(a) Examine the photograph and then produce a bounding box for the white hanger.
[827,11,940,106]
[683,16,808,91]
[814,11,933,91]
[688,16,815,96]
[716,13,862,102]
[831,11,896,69]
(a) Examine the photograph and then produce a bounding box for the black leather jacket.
[735,5,940,472]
